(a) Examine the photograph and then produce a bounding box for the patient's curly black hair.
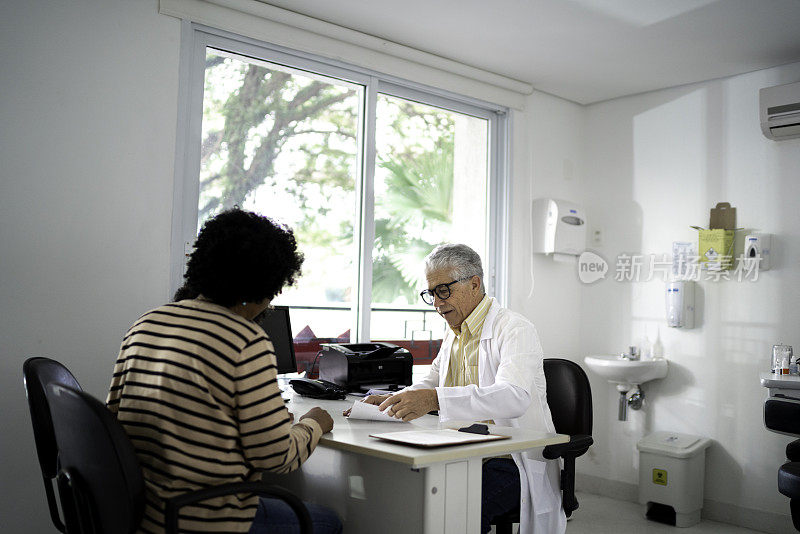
[184,208,304,307]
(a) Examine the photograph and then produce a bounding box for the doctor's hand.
[363,394,392,406]
[378,389,439,422]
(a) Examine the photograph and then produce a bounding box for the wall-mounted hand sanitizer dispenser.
[666,281,694,329]
[532,198,586,260]
[744,233,772,271]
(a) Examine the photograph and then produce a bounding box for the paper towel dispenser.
[532,198,587,258]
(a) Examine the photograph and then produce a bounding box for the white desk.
[264,392,567,534]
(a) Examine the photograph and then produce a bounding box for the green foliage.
[200,57,357,221]
[200,53,457,305]
[372,137,455,303]
[379,140,454,224]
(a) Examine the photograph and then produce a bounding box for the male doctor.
[366,243,566,534]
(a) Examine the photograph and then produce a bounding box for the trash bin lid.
[636,431,711,458]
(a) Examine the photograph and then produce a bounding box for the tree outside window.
[197,47,489,372]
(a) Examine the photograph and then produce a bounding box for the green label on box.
[698,229,735,270]
[652,468,667,486]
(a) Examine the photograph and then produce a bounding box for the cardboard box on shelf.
[691,202,742,271]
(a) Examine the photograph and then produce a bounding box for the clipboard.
[369,429,510,448]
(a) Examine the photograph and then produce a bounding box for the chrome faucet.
[620,346,640,361]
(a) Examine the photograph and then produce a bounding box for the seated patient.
[107,208,341,534]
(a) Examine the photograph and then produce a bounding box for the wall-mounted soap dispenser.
[531,198,587,260]
[666,281,694,329]
[745,233,772,271]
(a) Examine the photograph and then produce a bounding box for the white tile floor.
[562,492,766,534]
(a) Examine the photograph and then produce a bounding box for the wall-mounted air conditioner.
[760,81,800,141]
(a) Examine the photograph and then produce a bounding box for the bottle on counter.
[652,328,664,360]
[642,330,652,360]
[772,344,781,373]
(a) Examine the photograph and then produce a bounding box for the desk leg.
[263,449,484,534]
[422,457,483,533]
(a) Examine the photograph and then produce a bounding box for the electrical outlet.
[592,228,603,246]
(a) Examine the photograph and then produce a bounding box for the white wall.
[508,92,586,358]
[0,1,181,531]
[578,62,800,531]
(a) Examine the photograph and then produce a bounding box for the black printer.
[318,342,413,392]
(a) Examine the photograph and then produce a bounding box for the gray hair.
[424,243,484,293]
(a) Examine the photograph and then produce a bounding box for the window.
[199,47,361,344]
[370,94,490,360]
[174,28,508,372]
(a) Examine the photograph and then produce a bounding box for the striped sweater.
[107,299,322,534]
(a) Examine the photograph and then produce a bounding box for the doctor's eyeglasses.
[419,278,471,305]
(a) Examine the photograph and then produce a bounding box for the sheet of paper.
[347,400,405,423]
[369,429,509,447]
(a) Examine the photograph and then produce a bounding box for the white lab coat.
[406,299,566,534]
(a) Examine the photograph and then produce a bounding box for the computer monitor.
[254,306,297,374]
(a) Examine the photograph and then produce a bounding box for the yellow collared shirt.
[444,295,492,388]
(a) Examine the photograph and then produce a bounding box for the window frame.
[171,23,510,342]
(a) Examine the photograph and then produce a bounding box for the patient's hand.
[299,407,334,433]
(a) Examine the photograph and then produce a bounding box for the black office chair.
[765,398,800,531]
[44,383,313,534]
[780,448,800,532]
[493,358,594,533]
[22,357,83,533]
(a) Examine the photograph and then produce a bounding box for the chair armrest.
[541,436,593,517]
[779,462,800,498]
[765,398,800,435]
[164,481,311,534]
[543,434,593,460]
[787,439,800,462]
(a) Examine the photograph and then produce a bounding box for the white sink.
[584,355,668,391]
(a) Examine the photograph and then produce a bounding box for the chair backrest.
[23,357,82,479]
[22,357,83,532]
[543,358,593,437]
[46,383,145,534]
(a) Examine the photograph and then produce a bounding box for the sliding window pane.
[199,48,362,370]
[371,94,488,360]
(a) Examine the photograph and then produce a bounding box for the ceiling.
[258,0,800,105]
